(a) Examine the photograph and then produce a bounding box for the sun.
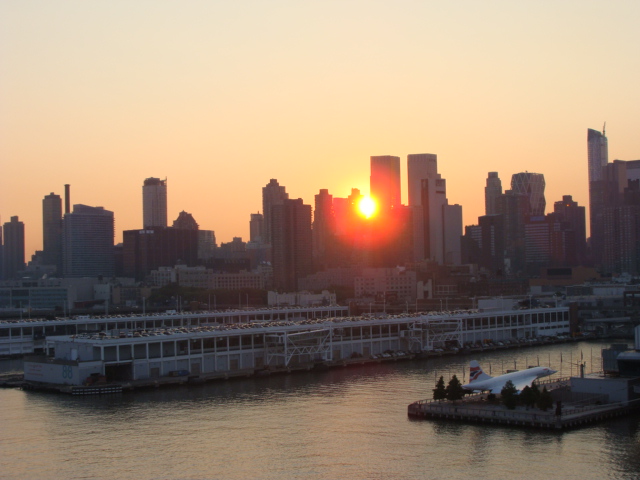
[357,196,378,219]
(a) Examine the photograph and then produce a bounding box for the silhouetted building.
[42,193,63,272]
[587,127,608,265]
[443,204,463,265]
[2,216,25,280]
[262,179,289,245]
[553,195,586,265]
[198,230,216,260]
[271,198,313,291]
[485,172,502,215]
[62,205,114,278]
[312,189,335,270]
[172,211,198,230]
[143,177,168,228]
[408,154,438,207]
[122,227,199,280]
[249,213,264,243]
[511,172,546,216]
[496,190,528,276]
[370,155,401,209]
[478,214,505,275]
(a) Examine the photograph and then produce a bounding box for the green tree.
[537,386,553,411]
[501,380,518,410]
[433,376,446,401]
[445,375,465,403]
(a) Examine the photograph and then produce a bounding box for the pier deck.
[408,385,640,430]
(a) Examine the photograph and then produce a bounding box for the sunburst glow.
[357,196,378,219]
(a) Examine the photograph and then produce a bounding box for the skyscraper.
[312,189,335,269]
[485,172,502,215]
[143,177,168,228]
[249,213,264,244]
[370,155,401,209]
[553,195,586,265]
[271,198,313,291]
[510,172,546,216]
[407,154,437,207]
[42,192,63,271]
[2,216,25,280]
[62,205,114,278]
[587,127,608,264]
[262,179,289,245]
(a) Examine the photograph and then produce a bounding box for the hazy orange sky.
[2,1,639,259]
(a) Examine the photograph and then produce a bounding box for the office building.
[271,198,313,291]
[553,195,586,265]
[443,204,463,265]
[262,179,289,245]
[485,172,502,215]
[249,213,264,244]
[62,205,114,278]
[122,227,199,280]
[370,155,401,209]
[510,172,546,216]
[2,216,25,280]
[312,189,335,269]
[42,193,63,271]
[408,154,438,207]
[142,177,168,228]
[587,127,609,263]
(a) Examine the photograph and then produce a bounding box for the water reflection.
[1,340,639,480]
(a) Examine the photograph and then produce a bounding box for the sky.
[2,1,639,259]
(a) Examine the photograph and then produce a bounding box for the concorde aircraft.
[461,360,557,394]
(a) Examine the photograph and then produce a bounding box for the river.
[1,340,639,480]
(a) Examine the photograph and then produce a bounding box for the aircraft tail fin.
[469,360,492,383]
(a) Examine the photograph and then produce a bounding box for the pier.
[408,379,640,430]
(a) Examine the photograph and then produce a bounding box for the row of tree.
[432,376,554,411]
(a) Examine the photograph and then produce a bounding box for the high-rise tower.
[262,179,289,245]
[271,198,313,291]
[510,172,546,216]
[42,192,63,271]
[485,172,502,215]
[587,127,609,264]
[407,154,437,207]
[63,205,114,278]
[2,216,25,280]
[143,178,168,228]
[370,155,401,209]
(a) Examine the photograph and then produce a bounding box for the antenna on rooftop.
[603,122,606,136]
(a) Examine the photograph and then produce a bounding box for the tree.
[445,375,465,403]
[433,376,447,401]
[519,385,536,410]
[501,380,518,410]
[537,386,553,411]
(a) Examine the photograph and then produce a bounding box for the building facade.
[62,205,114,278]
[2,216,25,280]
[42,193,63,272]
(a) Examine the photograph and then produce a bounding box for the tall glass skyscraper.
[587,127,608,263]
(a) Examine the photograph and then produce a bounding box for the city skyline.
[2,2,639,258]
